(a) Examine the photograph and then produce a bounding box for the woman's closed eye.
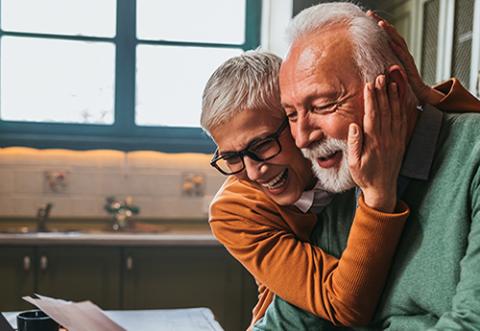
[222,154,242,165]
[250,139,277,158]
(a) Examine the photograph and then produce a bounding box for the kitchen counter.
[0,230,219,246]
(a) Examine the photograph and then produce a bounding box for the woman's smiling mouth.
[261,169,289,191]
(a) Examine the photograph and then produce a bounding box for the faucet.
[104,196,140,231]
[36,203,53,232]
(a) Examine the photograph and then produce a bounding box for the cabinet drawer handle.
[40,256,48,271]
[126,256,133,271]
[23,256,31,272]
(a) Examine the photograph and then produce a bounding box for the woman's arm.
[210,178,408,327]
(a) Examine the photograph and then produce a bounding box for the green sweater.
[255,110,480,330]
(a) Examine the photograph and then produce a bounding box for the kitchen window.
[0,0,261,152]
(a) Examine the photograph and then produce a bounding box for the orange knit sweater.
[210,178,409,327]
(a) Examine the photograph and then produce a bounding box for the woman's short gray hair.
[201,51,284,135]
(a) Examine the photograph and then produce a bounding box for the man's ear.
[387,64,407,100]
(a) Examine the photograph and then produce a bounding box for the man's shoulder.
[444,110,480,124]
[442,111,480,148]
[432,111,480,184]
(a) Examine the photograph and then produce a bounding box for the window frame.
[0,0,261,152]
[423,0,480,96]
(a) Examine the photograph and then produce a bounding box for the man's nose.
[243,156,267,181]
[292,115,323,149]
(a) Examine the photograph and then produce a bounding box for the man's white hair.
[201,51,284,135]
[287,2,417,108]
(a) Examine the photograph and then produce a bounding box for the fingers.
[364,75,406,152]
[367,11,411,67]
[363,82,378,136]
[389,82,407,146]
[389,82,401,126]
[365,75,399,135]
[381,21,408,49]
[366,10,383,23]
[368,10,433,105]
[388,82,405,146]
[367,10,407,49]
[375,75,390,133]
[347,123,362,170]
[369,75,402,150]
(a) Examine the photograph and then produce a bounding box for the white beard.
[302,138,355,193]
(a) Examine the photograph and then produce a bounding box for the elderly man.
[253,3,480,330]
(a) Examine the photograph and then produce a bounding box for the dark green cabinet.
[0,246,35,311]
[36,247,120,309]
[122,246,254,331]
[0,246,120,311]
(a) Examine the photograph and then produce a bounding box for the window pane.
[451,0,474,87]
[136,45,242,127]
[1,0,116,37]
[421,0,440,85]
[137,0,245,44]
[1,37,115,124]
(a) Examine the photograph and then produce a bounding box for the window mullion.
[243,0,262,50]
[470,0,480,95]
[436,0,455,82]
[114,0,136,132]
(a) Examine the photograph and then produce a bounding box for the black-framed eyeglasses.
[210,118,289,175]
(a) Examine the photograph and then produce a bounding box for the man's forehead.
[283,26,352,66]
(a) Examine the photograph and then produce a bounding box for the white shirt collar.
[294,180,332,213]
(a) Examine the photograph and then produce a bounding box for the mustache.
[301,138,348,160]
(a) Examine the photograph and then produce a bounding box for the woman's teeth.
[262,169,288,190]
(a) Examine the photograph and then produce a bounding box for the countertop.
[0,230,219,246]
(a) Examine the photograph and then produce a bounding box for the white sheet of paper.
[104,308,224,331]
[0,313,14,331]
[23,294,126,331]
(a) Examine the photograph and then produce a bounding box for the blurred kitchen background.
[0,1,478,330]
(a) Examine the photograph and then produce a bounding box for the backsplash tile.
[0,147,223,220]
[70,197,104,218]
[100,172,129,196]
[68,171,101,195]
[126,173,161,196]
[14,170,44,194]
[149,173,183,197]
[0,197,15,216]
[0,169,14,194]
